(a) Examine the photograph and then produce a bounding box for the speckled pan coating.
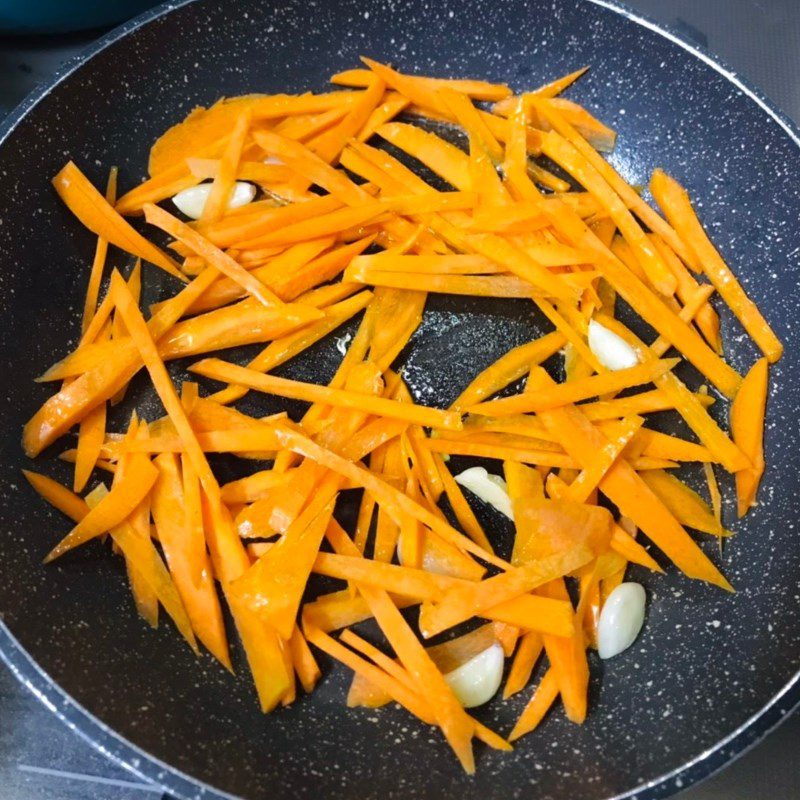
[0,1,798,799]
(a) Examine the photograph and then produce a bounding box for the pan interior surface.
[0,1,798,799]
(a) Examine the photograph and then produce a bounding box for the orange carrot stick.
[731,358,769,517]
[44,454,158,563]
[53,162,184,281]
[143,203,287,308]
[651,170,782,362]
[81,167,118,333]
[190,358,463,431]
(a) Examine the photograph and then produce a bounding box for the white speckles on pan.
[0,1,798,800]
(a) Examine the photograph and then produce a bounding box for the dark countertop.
[0,1,797,799]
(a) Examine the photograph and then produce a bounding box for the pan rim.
[0,0,798,798]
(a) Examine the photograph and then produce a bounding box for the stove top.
[1,2,798,799]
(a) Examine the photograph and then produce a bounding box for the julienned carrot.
[529,368,732,589]
[332,67,512,102]
[275,425,507,569]
[110,271,292,710]
[468,358,679,416]
[151,452,231,668]
[418,544,598,639]
[199,110,250,223]
[23,266,220,457]
[492,67,588,114]
[186,157,292,184]
[503,631,543,699]
[304,620,436,725]
[651,170,783,363]
[440,88,504,162]
[435,456,493,553]
[156,300,322,359]
[730,358,769,517]
[73,399,107,493]
[543,197,742,397]
[143,204,287,308]
[539,131,675,296]
[81,167,118,334]
[649,233,721,352]
[202,193,342,249]
[22,59,782,765]
[565,416,643,503]
[451,333,565,409]
[43,454,157,563]
[533,101,695,270]
[345,269,537,298]
[639,470,729,536]
[53,162,185,281]
[23,469,89,523]
[304,74,386,167]
[323,520,500,772]
[312,552,573,637]
[190,358,463,431]
[509,666,559,741]
[592,313,749,473]
[232,481,339,640]
[86,481,198,652]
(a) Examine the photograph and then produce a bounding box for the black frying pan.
[0,1,799,798]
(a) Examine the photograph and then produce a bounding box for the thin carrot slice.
[469,358,678,416]
[651,170,782,362]
[81,167,118,333]
[199,110,250,223]
[418,543,602,639]
[143,204,288,308]
[509,666,559,741]
[592,313,749,473]
[190,358,463,431]
[503,631,543,699]
[43,454,157,563]
[730,358,769,517]
[529,368,732,590]
[539,130,674,295]
[542,197,741,397]
[232,480,338,640]
[289,626,322,693]
[332,67,512,101]
[23,470,89,523]
[151,452,231,667]
[53,162,185,281]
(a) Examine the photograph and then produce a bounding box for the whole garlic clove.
[443,642,504,708]
[454,466,514,520]
[172,181,256,220]
[597,582,646,660]
[588,319,640,371]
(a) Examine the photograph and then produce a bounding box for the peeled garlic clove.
[588,319,639,371]
[172,181,256,220]
[444,643,504,708]
[454,466,514,520]
[597,582,646,659]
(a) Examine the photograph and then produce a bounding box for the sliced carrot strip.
[43,454,157,563]
[469,358,678,416]
[190,358,463,431]
[23,470,89,523]
[731,358,769,517]
[509,666,559,741]
[143,203,287,308]
[651,170,782,362]
[53,162,184,281]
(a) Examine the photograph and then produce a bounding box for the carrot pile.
[22,58,779,772]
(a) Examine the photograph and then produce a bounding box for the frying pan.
[0,1,798,798]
